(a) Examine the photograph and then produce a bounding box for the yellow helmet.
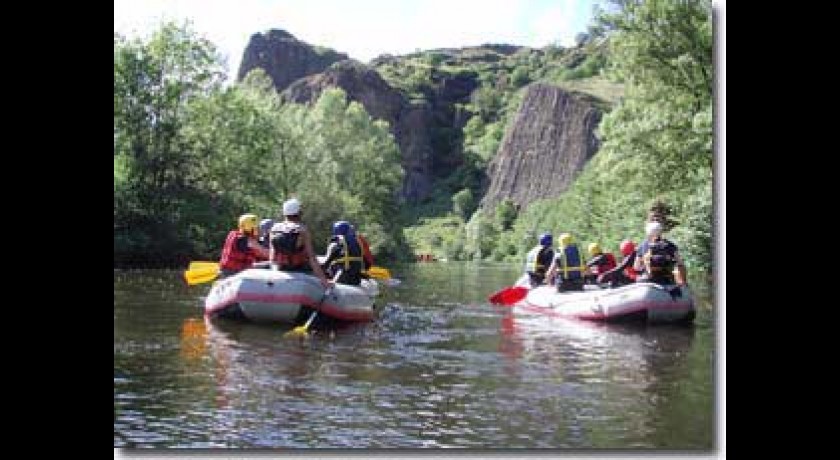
[587,242,601,256]
[238,214,258,233]
[559,233,573,246]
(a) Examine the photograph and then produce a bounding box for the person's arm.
[544,258,558,285]
[673,250,687,286]
[303,229,331,287]
[598,253,632,282]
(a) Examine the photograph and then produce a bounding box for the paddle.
[184,264,220,285]
[189,261,219,271]
[488,286,529,306]
[284,270,342,338]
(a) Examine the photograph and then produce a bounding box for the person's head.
[238,213,258,235]
[332,220,351,237]
[282,198,301,219]
[619,240,636,256]
[645,221,663,239]
[259,218,274,236]
[587,242,602,257]
[539,232,553,247]
[558,233,573,247]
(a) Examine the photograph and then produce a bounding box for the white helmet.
[282,198,301,216]
[645,221,663,236]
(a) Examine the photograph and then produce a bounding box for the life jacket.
[329,234,364,274]
[623,253,638,281]
[220,230,258,272]
[643,238,677,281]
[591,252,617,275]
[557,244,586,280]
[525,245,553,275]
[357,234,374,270]
[270,221,308,270]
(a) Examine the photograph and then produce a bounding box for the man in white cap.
[634,220,687,286]
[269,198,332,288]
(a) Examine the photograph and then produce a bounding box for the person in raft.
[218,213,270,277]
[523,233,555,287]
[545,233,587,292]
[269,198,332,288]
[597,239,638,288]
[322,220,365,286]
[584,242,617,285]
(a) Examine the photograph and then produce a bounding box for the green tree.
[452,188,475,219]
[114,21,226,265]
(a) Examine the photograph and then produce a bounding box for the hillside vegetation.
[114,0,714,271]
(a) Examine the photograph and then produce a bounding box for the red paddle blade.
[488,286,529,305]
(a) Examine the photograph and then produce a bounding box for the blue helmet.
[332,220,351,236]
[259,218,274,234]
[539,233,553,246]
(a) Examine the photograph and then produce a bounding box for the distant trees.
[114,22,404,266]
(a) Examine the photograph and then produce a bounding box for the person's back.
[270,220,308,271]
[323,221,365,285]
[635,222,686,286]
[268,198,332,288]
[546,233,586,292]
[219,214,269,277]
[585,242,617,284]
[524,233,554,287]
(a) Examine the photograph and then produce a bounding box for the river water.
[114,262,716,450]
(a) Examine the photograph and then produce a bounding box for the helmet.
[645,221,663,237]
[587,242,601,256]
[238,214,258,233]
[620,240,636,256]
[259,218,274,234]
[332,220,351,236]
[539,233,553,246]
[282,198,301,216]
[559,233,573,246]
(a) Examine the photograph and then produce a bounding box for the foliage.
[114,22,404,266]
[462,0,714,269]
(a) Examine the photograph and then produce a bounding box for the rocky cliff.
[237,29,347,91]
[481,83,602,211]
[282,60,478,202]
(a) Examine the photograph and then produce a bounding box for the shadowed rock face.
[282,60,478,202]
[237,29,347,91]
[482,83,602,211]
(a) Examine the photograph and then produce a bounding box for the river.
[114,262,716,450]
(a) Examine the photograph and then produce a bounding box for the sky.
[114,0,598,78]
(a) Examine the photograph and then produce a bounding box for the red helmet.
[620,240,636,256]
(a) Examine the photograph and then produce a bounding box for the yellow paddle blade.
[283,310,318,338]
[189,261,219,271]
[283,324,310,338]
[366,266,391,280]
[184,266,220,285]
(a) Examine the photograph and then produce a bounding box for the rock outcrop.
[237,29,347,91]
[282,60,405,126]
[481,83,602,211]
[282,61,478,202]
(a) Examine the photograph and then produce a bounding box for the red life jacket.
[358,234,374,269]
[623,254,638,281]
[590,252,617,275]
[220,230,258,272]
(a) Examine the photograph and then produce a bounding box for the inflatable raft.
[505,277,694,324]
[204,268,379,324]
